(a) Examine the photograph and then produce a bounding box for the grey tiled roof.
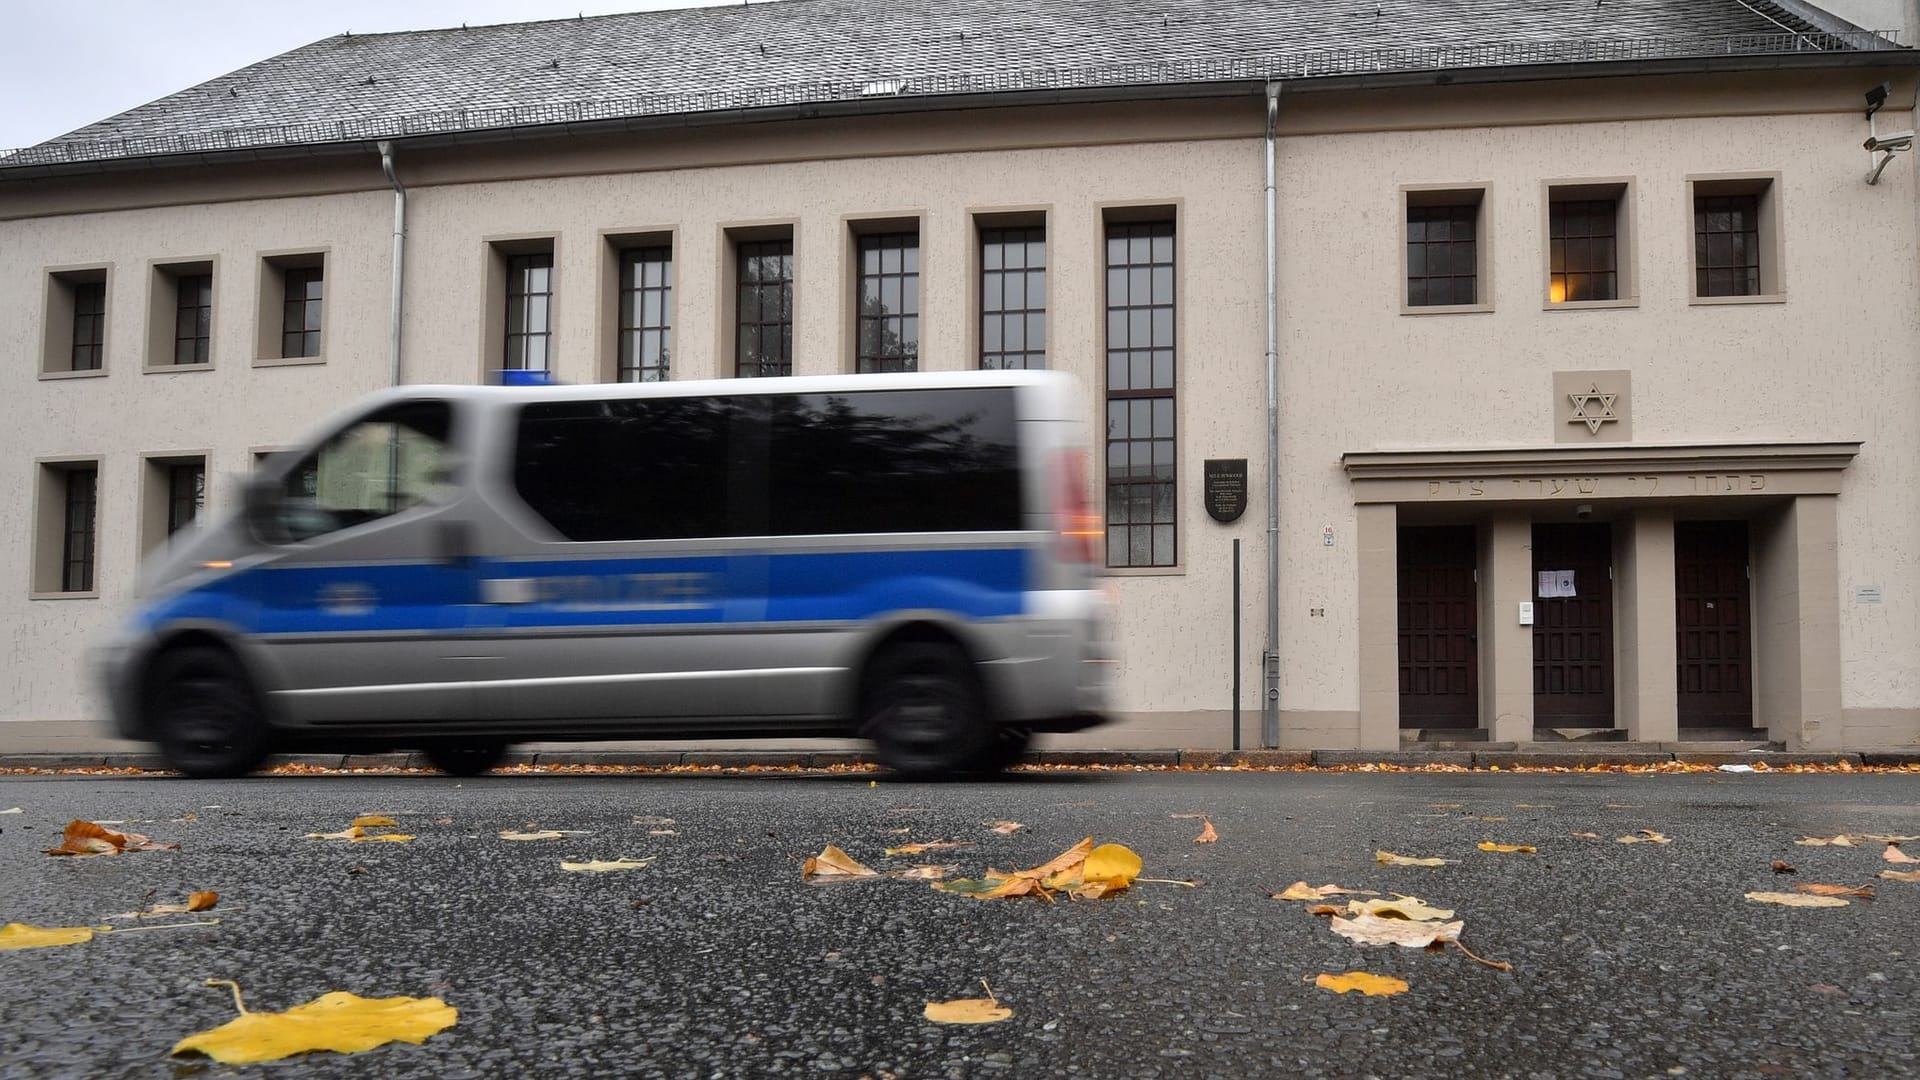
[7,0,1900,169]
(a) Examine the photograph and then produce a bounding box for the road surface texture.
[2,768,1918,1079]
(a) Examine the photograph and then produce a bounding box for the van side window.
[515,397,744,541]
[279,400,456,541]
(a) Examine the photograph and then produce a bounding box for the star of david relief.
[1566,383,1619,435]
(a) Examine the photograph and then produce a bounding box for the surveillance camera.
[1574,504,1593,520]
[1865,131,1914,152]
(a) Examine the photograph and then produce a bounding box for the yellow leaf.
[1796,836,1857,846]
[1314,971,1409,997]
[1746,891,1849,908]
[801,845,877,879]
[923,998,1012,1024]
[188,891,219,912]
[351,816,397,828]
[892,865,956,880]
[1616,830,1672,844]
[498,830,567,841]
[171,984,457,1064]
[1884,844,1920,865]
[0,922,104,950]
[1348,896,1455,921]
[1083,843,1142,886]
[1271,882,1379,901]
[306,827,363,841]
[1329,912,1464,947]
[560,858,654,873]
[1375,850,1450,867]
[1878,869,1920,882]
[986,821,1024,835]
[1477,841,1536,854]
[1792,883,1873,898]
[1194,818,1218,844]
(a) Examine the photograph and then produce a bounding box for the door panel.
[1675,520,1753,727]
[1532,523,1614,726]
[1398,526,1478,728]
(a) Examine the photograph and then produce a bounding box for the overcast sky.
[0,0,738,150]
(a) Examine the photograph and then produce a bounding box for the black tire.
[421,741,509,777]
[148,647,272,779]
[861,642,992,779]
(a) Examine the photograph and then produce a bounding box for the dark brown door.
[1532,523,1614,726]
[1675,520,1753,728]
[1398,526,1478,728]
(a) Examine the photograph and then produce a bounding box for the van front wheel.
[862,643,991,779]
[149,647,271,779]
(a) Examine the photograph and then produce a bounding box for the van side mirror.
[242,474,289,544]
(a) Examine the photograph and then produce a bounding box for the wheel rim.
[163,677,248,770]
[878,668,970,769]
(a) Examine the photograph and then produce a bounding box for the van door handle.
[435,520,474,567]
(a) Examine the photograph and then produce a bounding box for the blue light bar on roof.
[495,369,559,386]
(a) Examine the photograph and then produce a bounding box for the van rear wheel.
[862,642,991,779]
[422,741,508,777]
[150,647,271,779]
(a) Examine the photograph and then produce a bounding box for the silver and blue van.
[100,370,1112,778]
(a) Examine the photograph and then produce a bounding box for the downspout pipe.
[378,141,406,386]
[1262,82,1283,749]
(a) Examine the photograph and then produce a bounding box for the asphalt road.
[3,768,1919,1079]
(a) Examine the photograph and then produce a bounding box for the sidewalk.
[6,719,1919,771]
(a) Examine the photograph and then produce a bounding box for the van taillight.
[1055,450,1100,564]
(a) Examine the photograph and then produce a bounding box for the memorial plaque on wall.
[1204,458,1248,523]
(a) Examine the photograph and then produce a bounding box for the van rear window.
[514,387,1022,541]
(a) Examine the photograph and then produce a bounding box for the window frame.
[598,228,675,382]
[40,265,111,379]
[975,212,1049,371]
[1100,207,1181,574]
[30,456,104,599]
[254,250,328,365]
[1400,185,1493,316]
[144,258,217,373]
[481,236,559,380]
[1541,179,1637,310]
[1687,173,1785,305]
[139,452,211,554]
[725,223,796,379]
[848,216,923,374]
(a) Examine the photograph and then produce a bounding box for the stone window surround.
[1343,441,1858,752]
[40,264,112,379]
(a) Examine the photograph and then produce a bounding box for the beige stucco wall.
[3,73,1918,748]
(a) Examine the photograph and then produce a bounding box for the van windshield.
[276,400,456,542]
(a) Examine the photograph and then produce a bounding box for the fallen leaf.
[935,837,1141,901]
[1477,842,1536,854]
[801,846,878,879]
[113,891,222,918]
[0,922,105,950]
[560,858,654,873]
[1475,816,1508,822]
[1877,869,1920,882]
[1194,819,1219,844]
[1347,896,1455,921]
[0,807,23,814]
[189,891,219,912]
[1272,882,1379,901]
[648,829,676,836]
[1885,844,1920,865]
[1329,912,1464,947]
[1616,830,1672,844]
[43,820,178,857]
[887,827,911,834]
[885,841,974,855]
[1796,836,1858,847]
[1859,834,1920,843]
[1569,832,1600,840]
[1746,891,1849,908]
[1376,850,1451,867]
[171,980,457,1064]
[1772,861,1797,874]
[986,821,1024,835]
[498,830,567,842]
[893,865,956,880]
[923,998,1012,1024]
[1082,843,1143,887]
[1429,804,1461,809]
[1304,903,1344,916]
[1314,971,1409,997]
[306,825,414,843]
[351,816,397,828]
[1792,883,1873,898]
[631,816,675,826]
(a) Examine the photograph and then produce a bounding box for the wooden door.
[1675,520,1753,727]
[1397,526,1478,728]
[1532,523,1614,726]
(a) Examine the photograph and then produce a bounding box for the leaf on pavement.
[1,807,22,814]
[1376,850,1451,867]
[171,980,457,1064]
[986,821,1024,835]
[560,857,654,873]
[1796,836,1858,847]
[893,865,957,880]
[935,837,1142,901]
[1745,891,1848,907]
[43,820,178,857]
[801,845,878,879]
[112,891,221,918]
[1194,818,1219,844]
[1272,882,1378,901]
[306,826,414,843]
[498,830,568,842]
[885,841,974,856]
[1616,830,1672,844]
[1877,869,1920,882]
[1476,842,1536,854]
[350,816,397,828]
[1861,834,1920,843]
[0,922,106,950]
[1884,844,1920,864]
[1329,912,1464,948]
[1569,832,1601,840]
[1792,883,1873,898]
[1314,971,1409,997]
[923,998,1012,1024]
[1772,861,1797,874]
[1347,896,1456,921]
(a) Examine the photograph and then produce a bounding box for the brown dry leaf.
[986,821,1024,835]
[1271,882,1379,901]
[43,820,178,857]
[1796,836,1859,847]
[935,837,1141,901]
[1616,830,1672,844]
[559,857,654,873]
[1772,861,1797,874]
[114,891,222,919]
[350,816,397,828]
[1348,896,1455,921]
[1477,842,1536,854]
[893,865,957,880]
[498,830,567,842]
[1194,819,1219,844]
[1792,883,1874,898]
[1376,850,1451,867]
[1313,971,1409,997]
[1860,834,1920,843]
[188,891,220,912]
[923,998,1012,1024]
[307,825,414,843]
[170,980,457,1063]
[801,845,878,879]
[1329,911,1464,947]
[885,840,974,856]
[1884,844,1920,865]
[1304,904,1344,916]
[1877,869,1920,882]
[1569,832,1601,840]
[1746,891,1849,908]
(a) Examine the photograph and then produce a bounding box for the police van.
[100,370,1112,778]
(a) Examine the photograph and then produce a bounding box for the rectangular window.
[42,268,110,376]
[168,463,205,535]
[1549,199,1618,303]
[1695,193,1761,298]
[72,282,106,370]
[1406,202,1479,307]
[1104,218,1176,569]
[618,246,673,382]
[281,266,324,358]
[62,466,98,593]
[505,253,554,371]
[980,225,1046,370]
[174,273,212,365]
[736,238,793,378]
[855,232,920,373]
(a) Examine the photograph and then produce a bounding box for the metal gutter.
[378,141,406,386]
[1262,82,1282,750]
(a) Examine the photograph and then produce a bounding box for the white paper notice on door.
[1537,570,1577,598]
